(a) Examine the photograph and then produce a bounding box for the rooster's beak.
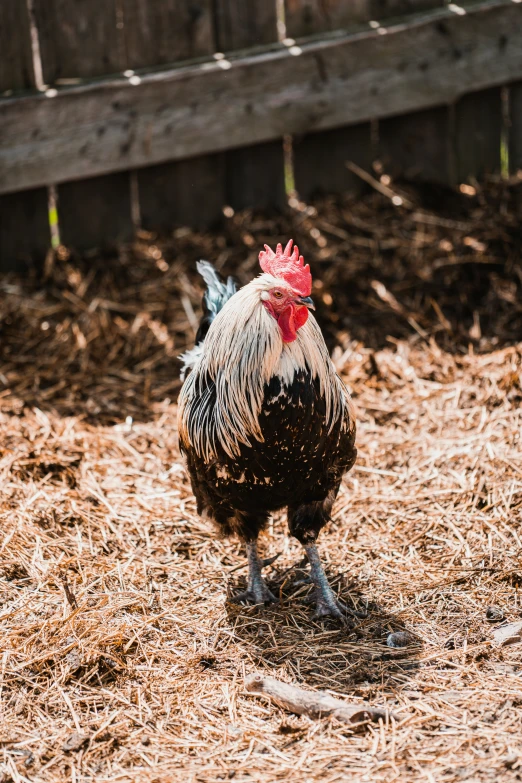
[296,295,315,310]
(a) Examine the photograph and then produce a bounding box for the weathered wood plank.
[293,123,373,198]
[0,0,37,93]
[509,81,522,175]
[454,87,502,182]
[58,172,133,251]
[225,141,286,210]
[370,0,443,18]
[0,1,49,269]
[33,1,130,250]
[130,1,218,232]
[0,188,50,271]
[33,0,125,84]
[214,3,283,215]
[378,106,454,185]
[214,0,279,50]
[122,0,215,69]
[138,154,225,231]
[1,0,521,195]
[284,0,443,37]
[285,0,371,36]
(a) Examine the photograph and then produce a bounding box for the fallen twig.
[345,161,414,209]
[245,673,401,726]
[492,620,522,647]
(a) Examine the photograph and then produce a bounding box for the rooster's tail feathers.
[180,261,237,380]
[196,261,236,327]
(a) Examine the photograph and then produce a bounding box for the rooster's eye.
[273,291,283,298]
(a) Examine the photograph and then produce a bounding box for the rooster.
[178,241,357,619]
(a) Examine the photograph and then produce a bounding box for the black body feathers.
[180,371,356,543]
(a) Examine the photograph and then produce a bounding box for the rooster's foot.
[231,540,278,606]
[231,584,278,606]
[307,592,364,621]
[305,543,365,624]
[313,594,350,621]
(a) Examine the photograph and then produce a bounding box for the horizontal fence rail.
[1,0,521,194]
[0,0,521,267]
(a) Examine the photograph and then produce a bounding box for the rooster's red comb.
[258,239,312,297]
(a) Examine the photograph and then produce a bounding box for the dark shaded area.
[0,178,520,423]
[305,180,522,354]
[225,559,420,693]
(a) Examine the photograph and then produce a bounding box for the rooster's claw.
[231,587,278,606]
[313,595,366,622]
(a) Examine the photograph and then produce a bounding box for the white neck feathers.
[178,275,346,461]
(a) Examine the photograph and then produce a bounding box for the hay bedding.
[0,178,521,783]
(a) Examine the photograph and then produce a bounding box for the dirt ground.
[1,177,522,782]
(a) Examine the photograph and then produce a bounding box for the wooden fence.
[0,0,521,270]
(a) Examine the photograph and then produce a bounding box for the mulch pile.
[1,176,521,782]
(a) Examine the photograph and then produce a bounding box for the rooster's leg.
[289,495,360,622]
[304,543,351,621]
[232,540,278,605]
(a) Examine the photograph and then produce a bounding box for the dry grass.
[1,179,522,783]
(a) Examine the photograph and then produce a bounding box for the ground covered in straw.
[1,179,522,783]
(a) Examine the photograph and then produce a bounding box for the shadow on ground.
[225,559,421,693]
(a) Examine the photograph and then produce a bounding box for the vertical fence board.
[213,0,278,50]
[0,1,50,270]
[0,189,50,272]
[284,0,442,38]
[33,0,124,84]
[122,0,215,69]
[34,0,132,250]
[285,0,372,37]
[370,0,443,18]
[226,141,285,211]
[454,88,502,183]
[139,154,226,231]
[508,82,522,175]
[134,2,220,232]
[0,0,36,93]
[378,106,454,185]
[58,173,133,251]
[217,1,284,215]
[293,124,373,199]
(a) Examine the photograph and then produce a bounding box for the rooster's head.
[258,240,314,343]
